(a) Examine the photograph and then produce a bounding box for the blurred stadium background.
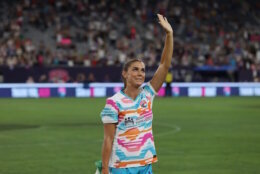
[0,0,260,174]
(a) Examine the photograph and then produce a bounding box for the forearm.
[149,14,174,92]
[160,32,174,69]
[102,138,113,170]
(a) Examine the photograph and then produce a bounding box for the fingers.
[157,14,163,22]
[157,13,168,23]
[157,13,162,19]
[156,14,173,33]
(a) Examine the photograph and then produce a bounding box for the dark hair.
[122,58,143,89]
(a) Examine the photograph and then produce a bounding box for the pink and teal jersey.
[101,83,158,168]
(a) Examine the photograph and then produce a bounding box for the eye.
[141,68,145,72]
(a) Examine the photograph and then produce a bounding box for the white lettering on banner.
[12,88,28,98]
[28,88,38,98]
[188,87,202,97]
[93,88,106,97]
[11,88,39,98]
[239,88,254,96]
[254,88,260,96]
[76,88,90,97]
[205,87,217,97]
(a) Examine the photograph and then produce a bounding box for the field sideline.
[0,97,260,174]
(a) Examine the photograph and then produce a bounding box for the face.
[123,61,145,88]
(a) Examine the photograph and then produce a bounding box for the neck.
[124,84,140,100]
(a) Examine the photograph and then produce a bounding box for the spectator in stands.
[0,0,259,82]
[85,73,96,83]
[26,76,34,83]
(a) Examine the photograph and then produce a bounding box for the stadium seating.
[0,0,259,82]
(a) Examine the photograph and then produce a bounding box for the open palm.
[157,14,173,34]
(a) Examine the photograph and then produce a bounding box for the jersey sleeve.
[143,82,158,99]
[100,98,119,124]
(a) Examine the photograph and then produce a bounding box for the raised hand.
[157,14,173,34]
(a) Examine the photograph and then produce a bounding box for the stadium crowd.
[0,0,259,82]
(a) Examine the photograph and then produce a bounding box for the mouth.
[136,79,144,82]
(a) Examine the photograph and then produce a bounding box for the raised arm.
[150,14,174,92]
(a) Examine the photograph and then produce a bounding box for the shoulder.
[104,91,124,111]
[107,91,123,102]
[142,82,158,96]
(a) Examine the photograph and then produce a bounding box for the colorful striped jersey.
[101,83,158,168]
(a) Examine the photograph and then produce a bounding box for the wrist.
[166,31,173,35]
[102,165,109,170]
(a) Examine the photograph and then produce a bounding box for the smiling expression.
[122,61,145,88]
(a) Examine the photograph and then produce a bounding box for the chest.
[117,96,152,129]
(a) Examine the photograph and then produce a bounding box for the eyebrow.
[132,67,145,71]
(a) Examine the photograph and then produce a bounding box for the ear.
[122,71,127,79]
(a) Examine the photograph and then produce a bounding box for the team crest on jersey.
[140,99,148,108]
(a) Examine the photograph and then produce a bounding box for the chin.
[135,81,144,87]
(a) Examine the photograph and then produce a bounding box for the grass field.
[0,97,260,174]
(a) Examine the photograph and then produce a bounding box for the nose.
[138,70,144,77]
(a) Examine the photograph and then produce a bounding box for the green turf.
[0,97,260,174]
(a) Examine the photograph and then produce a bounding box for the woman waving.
[101,14,173,174]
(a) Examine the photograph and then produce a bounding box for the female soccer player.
[101,14,173,174]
